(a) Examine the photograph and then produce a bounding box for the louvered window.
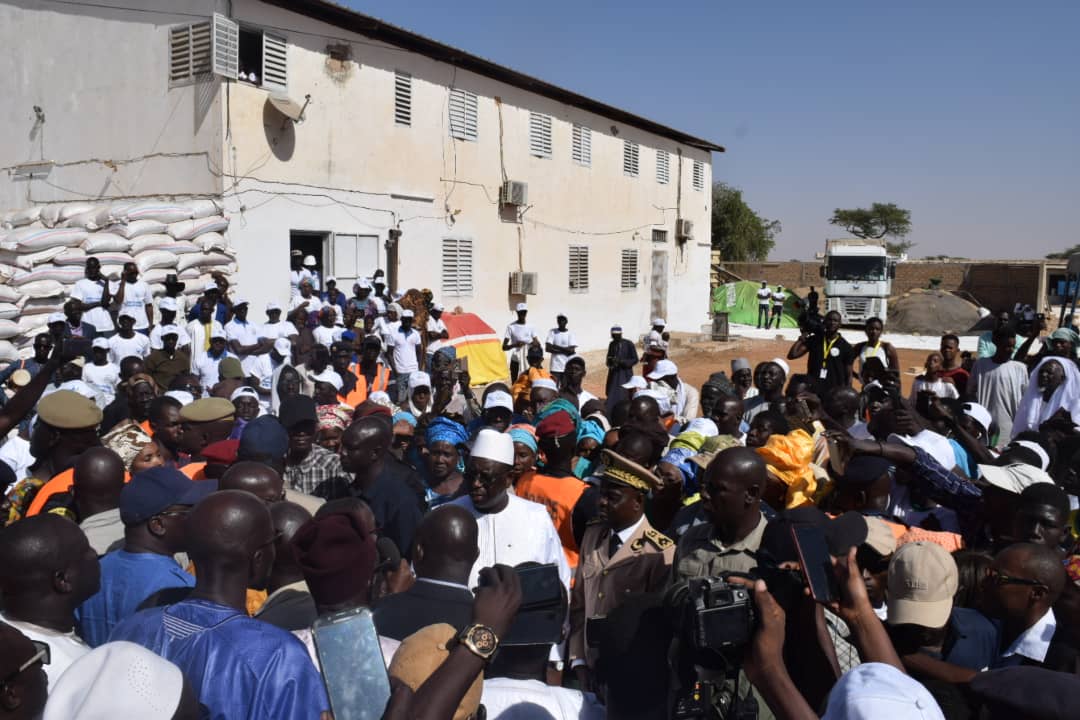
[623,140,640,177]
[442,238,474,296]
[394,71,412,126]
[529,112,552,158]
[449,88,478,141]
[620,249,638,290]
[261,31,288,91]
[693,160,705,190]
[169,20,214,85]
[569,245,590,293]
[656,150,670,184]
[652,229,668,244]
[571,124,591,166]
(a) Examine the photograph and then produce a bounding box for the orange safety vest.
[27,467,132,517]
[514,472,588,571]
[339,363,390,407]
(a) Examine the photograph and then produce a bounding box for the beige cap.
[886,541,957,628]
[179,397,235,423]
[389,624,482,720]
[37,390,103,430]
[978,463,1053,494]
[863,516,898,557]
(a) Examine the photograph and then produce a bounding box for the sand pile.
[888,290,981,335]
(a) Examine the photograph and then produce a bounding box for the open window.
[169,14,286,91]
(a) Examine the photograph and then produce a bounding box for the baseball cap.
[232,297,249,308]
[326,276,337,284]
[266,301,282,312]
[92,338,109,350]
[310,367,343,392]
[886,541,958,628]
[647,359,679,380]
[483,390,513,412]
[515,302,528,312]
[238,415,289,460]
[119,466,218,526]
[279,395,317,429]
[290,249,302,257]
[158,297,178,312]
[217,357,243,380]
[888,430,956,472]
[978,463,1053,494]
[158,324,180,338]
[47,312,65,325]
[210,328,227,340]
[358,278,372,289]
[962,402,993,436]
[303,255,316,266]
[621,376,648,390]
[408,371,431,390]
[400,309,415,318]
[822,662,945,720]
[652,317,666,326]
[432,302,445,312]
[273,338,291,356]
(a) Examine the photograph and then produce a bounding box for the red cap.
[202,439,240,464]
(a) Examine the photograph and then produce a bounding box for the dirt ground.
[582,338,935,399]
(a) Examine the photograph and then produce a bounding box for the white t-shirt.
[149,324,192,351]
[0,435,34,483]
[70,278,115,333]
[504,322,536,347]
[910,378,960,403]
[82,361,120,401]
[259,321,294,340]
[108,279,153,329]
[387,327,422,374]
[288,294,325,315]
[757,287,772,306]
[482,678,604,720]
[312,325,344,348]
[0,612,89,691]
[546,329,577,373]
[107,333,151,365]
[225,319,260,352]
[426,316,448,356]
[772,291,786,306]
[196,351,235,388]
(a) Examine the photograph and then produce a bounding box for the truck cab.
[820,239,896,325]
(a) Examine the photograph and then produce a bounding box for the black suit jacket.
[372,578,474,641]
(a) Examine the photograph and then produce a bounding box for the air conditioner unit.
[676,218,694,239]
[500,180,528,206]
[509,271,538,295]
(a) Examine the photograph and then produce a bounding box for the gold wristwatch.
[457,623,499,661]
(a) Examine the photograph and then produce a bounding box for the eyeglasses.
[989,569,1047,589]
[3,641,49,685]
[465,469,507,487]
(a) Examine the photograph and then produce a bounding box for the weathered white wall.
[0,0,224,209]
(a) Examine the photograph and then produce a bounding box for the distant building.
[0,0,723,351]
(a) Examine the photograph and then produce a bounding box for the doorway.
[290,231,327,290]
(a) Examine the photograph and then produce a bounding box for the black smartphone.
[312,607,391,720]
[482,564,563,646]
[916,390,933,418]
[791,526,838,604]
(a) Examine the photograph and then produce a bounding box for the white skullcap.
[401,309,415,319]
[770,357,790,377]
[483,390,513,412]
[471,428,514,466]
[43,641,185,720]
[621,376,648,390]
[310,367,343,392]
[531,378,558,392]
[408,371,431,390]
[515,302,528,312]
[303,255,316,266]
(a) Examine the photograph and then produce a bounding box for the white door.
[329,234,380,293]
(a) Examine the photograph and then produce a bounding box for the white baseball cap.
[822,662,945,720]
[621,376,648,390]
[637,388,672,415]
[232,297,249,307]
[326,276,337,284]
[961,402,992,436]
[273,338,291,356]
[47,312,65,325]
[118,308,139,321]
[515,302,528,312]
[652,317,666,326]
[158,297,178,312]
[408,371,431,390]
[303,255,316,266]
[647,359,679,380]
[91,338,109,350]
[1010,440,1051,471]
[309,367,343,392]
[210,328,227,340]
[266,301,282,312]
[432,302,445,312]
[158,324,180,338]
[483,390,513,412]
[888,430,956,472]
[471,428,514,466]
[978,463,1053,494]
[164,390,194,405]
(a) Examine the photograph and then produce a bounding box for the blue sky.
[348,0,1079,260]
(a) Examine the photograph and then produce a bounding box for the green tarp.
[711,281,803,329]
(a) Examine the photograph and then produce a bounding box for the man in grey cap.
[605,325,639,413]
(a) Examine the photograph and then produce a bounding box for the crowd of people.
[1,259,1080,720]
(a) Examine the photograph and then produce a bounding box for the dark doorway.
[290,231,327,291]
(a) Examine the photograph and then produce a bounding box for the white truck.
[820,239,896,325]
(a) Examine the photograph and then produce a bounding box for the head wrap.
[755,429,817,508]
[1011,357,1080,438]
[317,404,351,433]
[670,430,708,453]
[425,416,470,448]
[577,417,606,445]
[659,445,698,491]
[100,419,154,470]
[508,424,538,453]
[392,411,417,428]
[535,398,580,438]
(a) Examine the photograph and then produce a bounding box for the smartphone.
[791,526,838,604]
[481,564,563,646]
[312,607,391,720]
[916,390,933,418]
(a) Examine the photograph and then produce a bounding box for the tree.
[829,204,912,252]
[711,183,780,262]
[1047,244,1080,260]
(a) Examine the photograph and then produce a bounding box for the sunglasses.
[989,568,1047,589]
[3,641,49,685]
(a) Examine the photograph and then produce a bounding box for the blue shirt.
[110,598,329,720]
[75,550,194,647]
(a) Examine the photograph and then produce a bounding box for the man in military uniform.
[569,450,674,686]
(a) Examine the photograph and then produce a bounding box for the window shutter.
[652,229,668,243]
[169,22,210,85]
[261,31,288,91]
[656,150,670,184]
[394,71,412,126]
[211,13,238,81]
[571,124,591,166]
[623,140,639,177]
[529,112,552,158]
[692,160,705,190]
[620,249,639,290]
[449,88,478,141]
[442,238,474,296]
[569,245,590,292]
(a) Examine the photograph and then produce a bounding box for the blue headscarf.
[577,418,606,445]
[393,411,417,427]
[508,426,538,453]
[425,416,470,448]
[660,446,699,494]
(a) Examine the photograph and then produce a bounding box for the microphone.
[375,536,401,572]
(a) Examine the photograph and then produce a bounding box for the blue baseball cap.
[119,466,218,526]
[238,415,289,460]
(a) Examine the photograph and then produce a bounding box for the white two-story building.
[1,0,723,351]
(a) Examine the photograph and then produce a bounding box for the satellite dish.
[268,93,310,122]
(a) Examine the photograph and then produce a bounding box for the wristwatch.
[457,623,499,662]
